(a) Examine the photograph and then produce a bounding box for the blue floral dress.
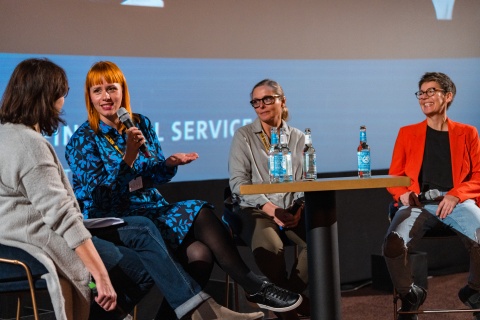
[65,114,211,248]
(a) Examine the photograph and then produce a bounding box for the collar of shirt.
[252,118,291,136]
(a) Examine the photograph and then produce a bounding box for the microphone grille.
[117,107,130,122]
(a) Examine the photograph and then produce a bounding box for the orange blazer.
[387,119,480,206]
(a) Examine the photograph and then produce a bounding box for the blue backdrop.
[1,53,479,182]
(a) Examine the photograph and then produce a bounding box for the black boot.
[397,285,427,320]
[458,285,480,320]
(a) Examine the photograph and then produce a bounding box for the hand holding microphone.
[117,107,151,158]
[418,189,442,202]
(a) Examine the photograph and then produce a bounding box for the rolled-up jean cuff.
[174,291,210,319]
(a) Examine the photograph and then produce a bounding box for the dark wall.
[157,172,469,285]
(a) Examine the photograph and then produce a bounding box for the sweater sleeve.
[19,137,91,249]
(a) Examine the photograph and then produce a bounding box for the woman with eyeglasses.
[228,79,309,320]
[65,61,303,320]
[383,72,480,318]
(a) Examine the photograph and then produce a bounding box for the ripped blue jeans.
[382,199,480,295]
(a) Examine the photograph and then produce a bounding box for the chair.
[0,244,49,320]
[388,202,480,319]
[221,187,298,311]
[0,243,140,320]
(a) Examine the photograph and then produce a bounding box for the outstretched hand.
[165,152,199,167]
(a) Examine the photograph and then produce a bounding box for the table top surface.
[239,175,410,195]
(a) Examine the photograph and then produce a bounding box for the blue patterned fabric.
[66,114,211,248]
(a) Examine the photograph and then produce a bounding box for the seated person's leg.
[91,237,155,320]
[91,216,208,319]
[156,239,214,320]
[238,207,289,289]
[92,216,267,320]
[176,238,214,288]
[184,207,302,314]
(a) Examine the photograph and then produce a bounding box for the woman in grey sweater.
[0,58,117,320]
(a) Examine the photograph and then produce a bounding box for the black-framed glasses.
[414,87,445,99]
[64,87,70,98]
[250,95,282,108]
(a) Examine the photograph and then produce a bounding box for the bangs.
[86,62,125,88]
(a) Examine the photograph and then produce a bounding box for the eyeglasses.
[414,87,445,99]
[64,87,70,98]
[250,95,282,108]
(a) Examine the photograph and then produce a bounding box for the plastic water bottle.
[357,125,371,178]
[279,127,293,182]
[268,127,282,183]
[303,128,317,180]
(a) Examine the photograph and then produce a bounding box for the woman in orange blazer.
[382,72,480,320]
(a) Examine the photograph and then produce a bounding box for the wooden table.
[240,175,410,320]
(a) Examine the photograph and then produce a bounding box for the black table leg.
[304,190,342,320]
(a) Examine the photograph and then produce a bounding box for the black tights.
[157,207,263,319]
[182,207,263,292]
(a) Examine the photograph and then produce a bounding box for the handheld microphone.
[287,198,305,215]
[418,189,441,202]
[116,107,151,158]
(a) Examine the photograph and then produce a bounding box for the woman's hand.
[74,239,117,311]
[273,208,300,228]
[94,276,117,311]
[399,191,414,206]
[165,152,199,167]
[436,194,459,219]
[262,202,301,228]
[123,127,146,166]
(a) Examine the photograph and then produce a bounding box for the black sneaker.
[245,281,302,312]
[397,285,427,320]
[458,285,480,320]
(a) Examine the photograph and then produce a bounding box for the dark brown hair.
[0,58,68,136]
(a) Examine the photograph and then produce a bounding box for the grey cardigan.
[228,118,305,209]
[0,123,92,320]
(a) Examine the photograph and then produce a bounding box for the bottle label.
[303,153,317,179]
[357,150,370,171]
[304,154,316,170]
[274,154,283,178]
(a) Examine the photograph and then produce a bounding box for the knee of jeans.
[383,232,407,258]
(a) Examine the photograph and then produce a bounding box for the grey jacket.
[0,123,92,320]
[228,118,305,209]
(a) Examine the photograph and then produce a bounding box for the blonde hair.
[251,79,289,121]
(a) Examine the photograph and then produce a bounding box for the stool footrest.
[398,308,480,314]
